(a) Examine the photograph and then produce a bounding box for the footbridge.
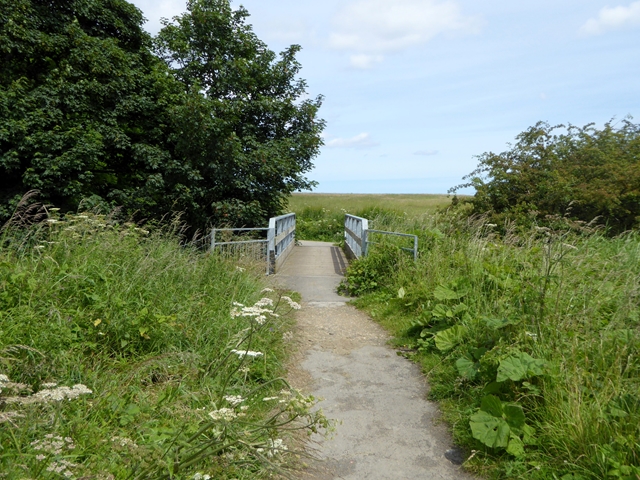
[210,213,418,275]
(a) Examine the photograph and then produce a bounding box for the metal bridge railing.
[344,214,369,259]
[344,214,418,261]
[210,213,296,275]
[268,213,296,274]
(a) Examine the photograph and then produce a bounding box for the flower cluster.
[208,407,238,422]
[223,395,245,406]
[230,349,263,358]
[4,384,92,405]
[256,438,288,458]
[230,299,277,325]
[281,296,301,310]
[31,434,75,455]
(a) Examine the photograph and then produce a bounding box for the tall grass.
[341,209,639,479]
[0,211,327,479]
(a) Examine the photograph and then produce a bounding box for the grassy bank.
[0,212,326,479]
[296,197,639,479]
[287,193,455,242]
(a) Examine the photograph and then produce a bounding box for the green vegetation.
[341,210,640,479]
[451,120,640,233]
[0,206,327,478]
[287,193,454,242]
[0,0,324,231]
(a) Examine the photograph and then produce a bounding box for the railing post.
[210,228,216,251]
[267,219,276,275]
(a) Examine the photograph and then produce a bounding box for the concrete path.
[276,241,474,480]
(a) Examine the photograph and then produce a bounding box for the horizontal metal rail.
[366,229,419,261]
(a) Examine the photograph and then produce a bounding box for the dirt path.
[276,241,474,480]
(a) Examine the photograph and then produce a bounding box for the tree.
[0,0,178,222]
[154,0,325,228]
[451,120,640,232]
[1,0,324,232]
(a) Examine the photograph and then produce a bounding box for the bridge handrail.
[344,214,369,259]
[366,229,419,261]
[268,213,296,274]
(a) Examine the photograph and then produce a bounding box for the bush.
[451,119,640,233]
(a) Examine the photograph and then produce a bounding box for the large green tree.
[154,0,325,228]
[0,0,178,222]
[452,120,640,232]
[1,0,324,231]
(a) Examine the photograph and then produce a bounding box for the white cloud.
[325,133,379,148]
[349,54,384,69]
[580,1,640,36]
[330,0,482,64]
[413,149,438,156]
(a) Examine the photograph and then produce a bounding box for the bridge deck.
[276,240,348,304]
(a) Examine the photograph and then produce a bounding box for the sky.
[130,0,640,194]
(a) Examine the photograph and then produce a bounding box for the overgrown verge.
[341,211,639,479]
[0,211,327,479]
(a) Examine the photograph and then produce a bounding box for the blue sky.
[130,0,640,194]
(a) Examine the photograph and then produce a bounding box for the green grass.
[286,193,457,242]
[297,198,640,479]
[0,212,326,479]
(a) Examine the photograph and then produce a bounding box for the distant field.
[286,193,457,217]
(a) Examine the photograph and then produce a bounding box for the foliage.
[0,0,324,232]
[0,212,327,478]
[341,208,640,479]
[0,0,178,222]
[451,120,640,233]
[154,0,325,228]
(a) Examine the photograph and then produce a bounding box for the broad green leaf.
[504,404,526,429]
[434,325,467,351]
[506,433,525,457]
[456,356,477,379]
[397,287,405,299]
[433,285,463,301]
[432,304,452,318]
[522,424,537,445]
[480,395,503,417]
[469,410,510,448]
[483,317,513,329]
[496,351,545,382]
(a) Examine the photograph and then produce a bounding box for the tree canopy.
[0,0,324,230]
[452,120,640,232]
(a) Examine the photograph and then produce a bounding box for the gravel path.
[276,241,475,480]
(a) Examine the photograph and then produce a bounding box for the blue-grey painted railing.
[210,213,296,275]
[268,213,296,274]
[344,214,369,259]
[366,229,419,261]
[344,214,418,261]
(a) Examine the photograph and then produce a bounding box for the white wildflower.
[261,288,274,293]
[5,384,92,405]
[281,296,301,310]
[254,297,273,307]
[223,395,245,406]
[257,438,288,458]
[42,382,58,388]
[193,473,211,480]
[262,396,278,402]
[46,219,59,224]
[111,436,138,448]
[49,208,60,212]
[208,408,237,421]
[230,349,263,358]
[282,332,294,342]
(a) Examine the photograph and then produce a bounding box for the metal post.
[210,228,216,251]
